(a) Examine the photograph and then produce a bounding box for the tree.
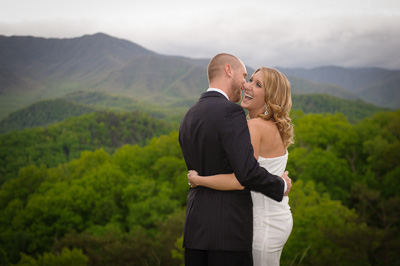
[282,180,381,266]
[15,248,88,266]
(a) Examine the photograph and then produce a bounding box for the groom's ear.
[224,63,233,78]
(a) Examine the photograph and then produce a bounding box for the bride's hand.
[281,171,291,196]
[187,170,200,188]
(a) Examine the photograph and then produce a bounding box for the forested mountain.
[1,33,398,121]
[0,99,97,134]
[0,90,193,134]
[0,110,177,184]
[291,94,389,122]
[0,33,209,120]
[0,91,389,134]
[1,110,399,265]
[278,66,400,109]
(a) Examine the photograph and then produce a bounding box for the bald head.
[207,53,244,84]
[206,53,247,102]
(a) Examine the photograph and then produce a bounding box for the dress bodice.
[257,151,288,177]
[251,151,290,211]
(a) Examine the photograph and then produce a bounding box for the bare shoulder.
[248,118,285,156]
[248,118,276,133]
[247,117,261,129]
[247,118,264,134]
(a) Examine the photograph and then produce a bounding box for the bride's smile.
[243,92,254,100]
[241,71,267,118]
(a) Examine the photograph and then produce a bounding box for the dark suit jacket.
[179,91,285,251]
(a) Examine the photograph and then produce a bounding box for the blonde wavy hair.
[255,67,294,149]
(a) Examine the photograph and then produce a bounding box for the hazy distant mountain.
[277,66,400,109]
[0,33,210,119]
[0,33,155,79]
[94,54,209,99]
[0,67,39,93]
[287,75,358,100]
[0,33,398,120]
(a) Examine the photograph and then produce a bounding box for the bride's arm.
[187,121,262,191]
[188,170,244,190]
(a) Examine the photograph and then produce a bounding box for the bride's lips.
[243,92,253,101]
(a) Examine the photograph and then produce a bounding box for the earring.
[264,105,269,115]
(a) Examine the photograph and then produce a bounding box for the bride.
[188,67,294,266]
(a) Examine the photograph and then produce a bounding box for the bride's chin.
[241,102,250,109]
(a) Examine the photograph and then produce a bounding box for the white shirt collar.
[207,88,229,100]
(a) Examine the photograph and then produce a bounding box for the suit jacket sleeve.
[220,103,285,202]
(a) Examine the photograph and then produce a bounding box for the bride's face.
[241,71,266,115]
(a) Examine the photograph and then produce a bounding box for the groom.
[179,53,292,266]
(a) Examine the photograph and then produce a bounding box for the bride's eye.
[249,78,253,83]
[257,82,262,88]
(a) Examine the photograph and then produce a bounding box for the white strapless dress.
[251,152,293,266]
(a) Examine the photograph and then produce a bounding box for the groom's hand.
[281,171,292,196]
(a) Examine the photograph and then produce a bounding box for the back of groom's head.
[207,53,242,84]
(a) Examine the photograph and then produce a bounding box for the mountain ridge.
[0,33,398,120]
[277,66,400,108]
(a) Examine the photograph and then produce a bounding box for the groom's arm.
[220,103,285,202]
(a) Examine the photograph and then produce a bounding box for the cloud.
[0,0,399,69]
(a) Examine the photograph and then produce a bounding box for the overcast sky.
[1,0,399,69]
